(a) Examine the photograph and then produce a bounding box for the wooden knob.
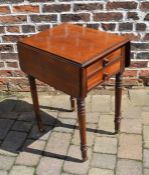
[103,73,109,80]
[103,58,109,66]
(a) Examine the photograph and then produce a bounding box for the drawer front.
[105,49,121,62]
[87,60,121,90]
[87,60,102,77]
[103,60,121,78]
[87,48,121,77]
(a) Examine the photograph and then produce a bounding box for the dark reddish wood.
[77,98,87,161]
[18,43,81,98]
[28,75,43,131]
[125,41,131,67]
[17,23,131,161]
[18,23,129,66]
[70,96,75,111]
[115,72,123,133]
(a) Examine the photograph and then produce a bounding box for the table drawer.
[87,60,121,90]
[86,48,121,77]
[104,48,121,62]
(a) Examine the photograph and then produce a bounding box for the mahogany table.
[17,23,130,161]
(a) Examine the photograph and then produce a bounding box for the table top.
[19,23,129,66]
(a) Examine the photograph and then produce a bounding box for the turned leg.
[70,96,75,111]
[77,98,87,161]
[28,75,43,131]
[115,72,123,133]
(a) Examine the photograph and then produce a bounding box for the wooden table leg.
[115,72,123,133]
[77,98,88,161]
[70,96,75,111]
[28,75,44,132]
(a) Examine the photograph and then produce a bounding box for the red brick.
[0,70,13,77]
[119,23,133,31]
[0,16,27,24]
[61,13,90,22]
[101,23,116,31]
[2,35,26,42]
[127,12,139,20]
[137,52,149,59]
[30,15,57,22]
[140,2,149,11]
[143,34,149,41]
[107,2,138,10]
[74,3,103,11]
[86,23,99,30]
[6,62,18,68]
[139,70,149,77]
[43,4,71,12]
[122,33,141,41]
[22,25,35,33]
[93,12,123,21]
[0,62,4,68]
[0,70,25,77]
[0,44,14,52]
[29,0,54,2]
[0,6,11,14]
[1,0,24,3]
[144,14,149,21]
[0,26,5,33]
[13,5,39,13]
[131,43,149,51]
[123,70,137,77]
[37,25,50,32]
[0,53,18,60]
[136,23,146,31]
[130,61,148,68]
[6,26,20,33]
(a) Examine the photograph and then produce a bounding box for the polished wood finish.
[115,72,123,133]
[77,98,87,161]
[19,23,129,66]
[28,75,43,131]
[17,23,130,161]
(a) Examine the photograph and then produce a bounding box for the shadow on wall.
[0,99,114,163]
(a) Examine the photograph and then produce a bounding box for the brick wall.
[0,0,149,92]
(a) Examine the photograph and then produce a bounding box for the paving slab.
[0,119,14,140]
[63,145,91,175]
[1,131,27,152]
[144,149,149,168]
[44,132,71,157]
[142,112,149,125]
[9,165,35,175]
[92,95,112,112]
[120,118,142,134]
[116,159,142,175]
[72,124,97,147]
[0,170,8,175]
[12,121,32,132]
[143,125,149,148]
[144,168,149,175]
[91,153,116,170]
[118,133,142,160]
[36,157,63,175]
[98,114,115,134]
[94,136,117,154]
[89,168,114,175]
[0,155,16,171]
[129,89,149,106]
